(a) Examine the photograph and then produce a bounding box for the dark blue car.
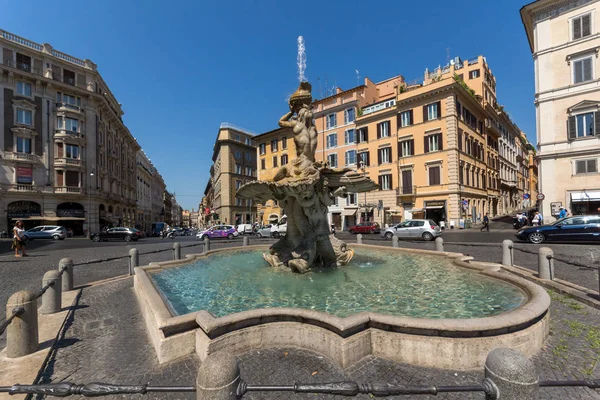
[515,215,600,244]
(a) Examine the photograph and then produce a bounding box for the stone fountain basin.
[133,244,550,370]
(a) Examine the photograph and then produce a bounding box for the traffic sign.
[536,193,545,200]
[523,193,530,199]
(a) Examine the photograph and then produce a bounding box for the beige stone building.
[205,123,257,225]
[136,150,166,234]
[0,29,144,235]
[522,0,600,218]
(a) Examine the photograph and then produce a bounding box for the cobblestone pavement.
[36,277,600,399]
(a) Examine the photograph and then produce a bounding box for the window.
[326,113,337,129]
[281,154,288,165]
[378,147,391,164]
[357,127,369,143]
[57,117,79,132]
[236,180,242,189]
[245,152,252,162]
[425,133,443,152]
[65,144,80,159]
[399,110,412,127]
[377,121,390,138]
[272,156,278,167]
[569,112,596,138]
[399,139,414,157]
[344,108,355,124]
[401,170,413,194]
[327,153,338,168]
[346,193,358,205]
[425,102,439,120]
[573,56,593,84]
[261,159,266,169]
[16,137,31,153]
[345,129,356,144]
[236,164,243,174]
[326,133,337,148]
[17,81,32,97]
[429,166,441,185]
[469,69,480,79]
[282,137,288,149]
[358,151,369,167]
[271,139,278,152]
[245,137,252,146]
[235,151,241,159]
[16,53,31,71]
[259,143,266,155]
[572,13,592,40]
[378,174,392,190]
[246,166,252,176]
[345,150,357,166]
[575,158,597,174]
[16,108,32,125]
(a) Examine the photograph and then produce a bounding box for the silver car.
[23,225,67,241]
[381,219,441,241]
[255,225,273,239]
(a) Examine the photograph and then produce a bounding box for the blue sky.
[2,0,534,210]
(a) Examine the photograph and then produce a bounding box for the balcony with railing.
[485,118,502,137]
[54,158,83,167]
[54,186,82,194]
[56,102,83,114]
[2,183,37,192]
[54,129,85,140]
[4,152,42,163]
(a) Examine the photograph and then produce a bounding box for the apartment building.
[163,191,173,225]
[255,126,292,224]
[136,150,166,234]
[522,0,600,218]
[0,29,143,235]
[205,123,257,225]
[182,209,190,228]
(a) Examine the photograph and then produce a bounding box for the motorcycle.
[512,217,526,230]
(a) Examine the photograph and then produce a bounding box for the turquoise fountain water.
[150,249,526,319]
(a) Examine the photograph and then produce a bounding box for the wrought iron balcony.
[56,102,83,113]
[63,76,75,86]
[396,185,417,197]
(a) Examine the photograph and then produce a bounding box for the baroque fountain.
[235,38,377,272]
[133,37,550,371]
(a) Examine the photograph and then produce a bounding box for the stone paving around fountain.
[37,276,600,399]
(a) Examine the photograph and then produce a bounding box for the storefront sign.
[425,200,446,207]
[550,202,562,216]
[16,166,32,184]
[57,209,85,218]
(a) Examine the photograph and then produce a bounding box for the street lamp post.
[359,161,367,223]
[87,165,95,238]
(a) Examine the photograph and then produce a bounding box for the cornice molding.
[533,0,595,22]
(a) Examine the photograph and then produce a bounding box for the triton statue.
[236,40,377,273]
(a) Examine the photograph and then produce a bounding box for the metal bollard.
[392,235,399,248]
[204,237,210,252]
[196,352,240,400]
[435,237,444,252]
[357,234,363,244]
[173,242,181,260]
[6,290,39,358]
[40,270,62,315]
[502,240,513,267]
[484,348,538,399]
[58,258,74,292]
[243,236,249,247]
[538,247,554,280]
[129,248,139,275]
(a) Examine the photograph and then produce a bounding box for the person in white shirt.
[12,220,28,257]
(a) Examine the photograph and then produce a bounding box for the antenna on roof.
[446,47,451,65]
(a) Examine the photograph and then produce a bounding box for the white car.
[236,224,253,235]
[270,216,287,238]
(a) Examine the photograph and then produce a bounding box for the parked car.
[23,226,67,241]
[270,216,287,238]
[236,224,254,235]
[516,215,600,244]
[381,220,441,241]
[255,224,273,239]
[197,225,239,240]
[348,222,381,234]
[90,227,140,242]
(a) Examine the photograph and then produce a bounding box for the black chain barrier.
[0,307,24,336]
[1,378,599,397]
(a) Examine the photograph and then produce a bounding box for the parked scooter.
[512,217,526,230]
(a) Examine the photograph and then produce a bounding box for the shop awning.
[11,216,44,221]
[46,217,86,221]
[571,191,600,201]
[425,205,445,209]
[409,208,424,213]
[341,208,357,217]
[385,209,401,213]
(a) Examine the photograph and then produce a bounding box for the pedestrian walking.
[532,211,541,226]
[558,206,567,219]
[480,214,490,232]
[12,220,28,258]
